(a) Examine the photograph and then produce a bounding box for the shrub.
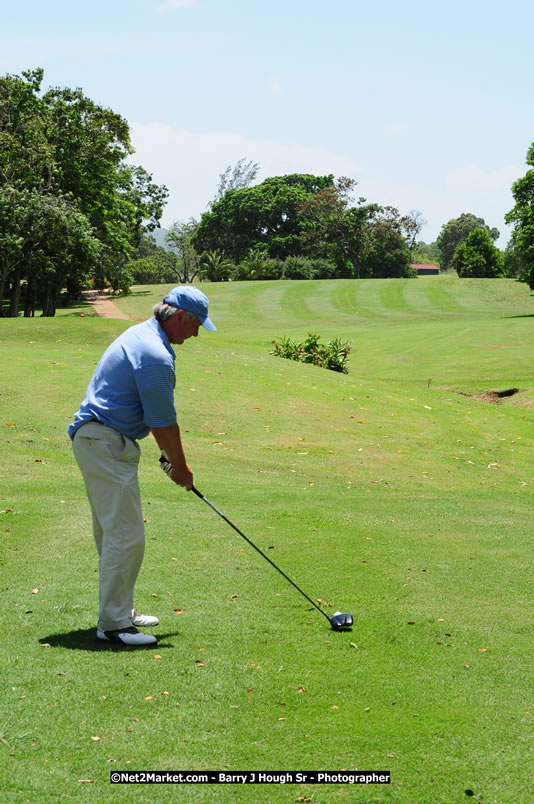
[271,333,351,373]
[282,256,317,280]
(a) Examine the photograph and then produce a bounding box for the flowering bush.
[271,333,351,374]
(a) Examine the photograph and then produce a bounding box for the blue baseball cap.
[163,286,216,331]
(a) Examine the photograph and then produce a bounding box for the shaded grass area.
[1,278,533,802]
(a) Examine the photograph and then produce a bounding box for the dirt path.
[81,290,131,320]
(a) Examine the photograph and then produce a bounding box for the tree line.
[132,165,532,288]
[132,170,426,285]
[0,68,167,316]
[1,69,533,317]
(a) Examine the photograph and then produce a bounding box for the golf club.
[191,485,353,632]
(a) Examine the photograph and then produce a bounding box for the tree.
[0,68,168,314]
[165,218,204,283]
[436,213,499,271]
[502,231,526,279]
[200,250,234,282]
[360,214,414,278]
[0,186,100,316]
[235,247,279,280]
[0,68,51,189]
[193,174,334,263]
[211,158,260,206]
[297,177,382,278]
[382,207,426,253]
[452,228,504,278]
[118,165,169,247]
[505,143,534,289]
[412,240,441,266]
[128,234,179,284]
[297,179,417,278]
[43,84,136,282]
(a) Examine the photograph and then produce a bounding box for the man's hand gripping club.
[151,424,193,490]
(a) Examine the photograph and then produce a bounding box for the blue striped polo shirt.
[68,317,177,440]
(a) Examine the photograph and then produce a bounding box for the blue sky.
[3,0,533,244]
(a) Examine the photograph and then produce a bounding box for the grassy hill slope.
[1,276,533,802]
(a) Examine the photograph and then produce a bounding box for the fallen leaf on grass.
[90,736,100,741]
[128,718,140,722]
[278,717,286,721]
[230,594,240,599]
[1,737,9,746]
[297,686,307,693]
[40,643,51,648]
[77,780,93,784]
[173,608,184,614]
[32,589,39,594]
[144,696,153,701]
[154,655,162,660]
[330,705,339,710]
[151,593,158,598]
[0,509,13,514]
[478,648,488,653]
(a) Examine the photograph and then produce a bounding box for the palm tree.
[200,250,234,282]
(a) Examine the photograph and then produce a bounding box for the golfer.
[68,286,216,647]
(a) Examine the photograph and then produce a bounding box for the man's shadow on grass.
[40,628,179,652]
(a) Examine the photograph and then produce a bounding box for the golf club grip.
[191,486,331,622]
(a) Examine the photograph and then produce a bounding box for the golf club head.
[330,611,353,631]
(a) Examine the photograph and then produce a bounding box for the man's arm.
[151,423,193,490]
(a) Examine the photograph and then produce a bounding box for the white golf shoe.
[131,609,159,628]
[97,627,157,647]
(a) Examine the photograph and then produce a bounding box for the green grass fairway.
[1,276,533,802]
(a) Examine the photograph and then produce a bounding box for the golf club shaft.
[192,486,331,623]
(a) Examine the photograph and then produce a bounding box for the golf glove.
[159,449,173,477]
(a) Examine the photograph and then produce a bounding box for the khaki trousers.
[72,422,144,632]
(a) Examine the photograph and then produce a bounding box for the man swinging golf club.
[68,286,216,647]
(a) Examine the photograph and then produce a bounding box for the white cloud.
[441,165,522,244]
[128,121,361,225]
[352,170,518,246]
[127,122,520,246]
[446,165,522,192]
